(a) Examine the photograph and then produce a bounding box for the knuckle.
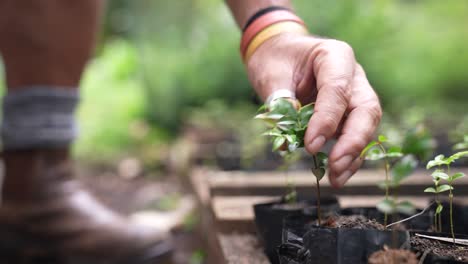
[366,101,383,125]
[324,39,354,55]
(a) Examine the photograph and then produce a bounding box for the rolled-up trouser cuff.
[1,87,79,150]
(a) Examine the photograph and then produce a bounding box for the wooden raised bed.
[190,167,468,264]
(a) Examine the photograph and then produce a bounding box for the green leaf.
[424,187,436,193]
[391,155,418,184]
[261,131,282,137]
[311,152,328,181]
[386,146,404,158]
[436,204,443,214]
[277,120,296,126]
[388,146,403,154]
[396,201,416,215]
[364,148,386,161]
[449,151,468,162]
[378,135,388,143]
[272,136,286,151]
[311,168,326,180]
[360,141,378,158]
[254,112,284,120]
[298,103,314,127]
[269,99,297,118]
[450,172,465,181]
[376,199,396,214]
[401,125,435,161]
[436,184,453,193]
[426,154,448,169]
[432,170,449,180]
[258,104,269,112]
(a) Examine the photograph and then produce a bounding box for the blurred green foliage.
[1,0,467,160]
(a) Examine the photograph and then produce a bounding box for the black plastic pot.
[434,201,468,235]
[279,222,411,264]
[253,195,340,264]
[341,206,434,231]
[410,231,468,264]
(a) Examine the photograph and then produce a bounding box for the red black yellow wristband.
[240,8,308,62]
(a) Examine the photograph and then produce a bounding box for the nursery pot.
[411,231,468,264]
[279,224,410,264]
[433,201,468,235]
[253,195,339,264]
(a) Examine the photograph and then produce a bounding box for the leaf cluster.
[377,199,415,215]
[255,99,313,154]
[361,135,418,188]
[256,99,328,181]
[361,135,418,215]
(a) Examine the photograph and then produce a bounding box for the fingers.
[328,66,382,188]
[304,40,356,154]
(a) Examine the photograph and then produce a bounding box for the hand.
[247,33,382,188]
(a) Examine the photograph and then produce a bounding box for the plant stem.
[316,176,322,226]
[378,143,389,226]
[447,165,455,243]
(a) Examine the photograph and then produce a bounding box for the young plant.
[423,168,450,233]
[255,98,328,224]
[361,135,417,226]
[425,138,468,242]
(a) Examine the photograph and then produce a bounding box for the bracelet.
[240,10,305,58]
[243,21,308,62]
[242,6,291,32]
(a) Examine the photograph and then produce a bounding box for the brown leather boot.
[0,148,173,264]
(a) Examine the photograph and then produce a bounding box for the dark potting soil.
[411,236,468,262]
[324,215,386,230]
[368,247,418,264]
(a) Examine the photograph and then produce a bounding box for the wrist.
[226,0,292,29]
[240,9,308,62]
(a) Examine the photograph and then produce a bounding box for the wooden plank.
[206,168,468,196]
[189,168,227,264]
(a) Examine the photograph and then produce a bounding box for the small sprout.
[425,139,468,242]
[361,135,417,226]
[256,99,327,224]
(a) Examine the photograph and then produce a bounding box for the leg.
[0,1,173,263]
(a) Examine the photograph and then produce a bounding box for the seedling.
[425,137,468,242]
[423,168,450,233]
[361,135,417,226]
[255,98,328,224]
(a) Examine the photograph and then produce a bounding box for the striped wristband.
[240,8,308,62]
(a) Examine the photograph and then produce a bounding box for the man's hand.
[247,33,382,188]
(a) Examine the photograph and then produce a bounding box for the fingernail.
[308,135,326,153]
[334,155,354,172]
[336,170,353,187]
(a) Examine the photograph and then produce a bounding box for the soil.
[368,247,418,264]
[411,236,468,262]
[324,215,386,230]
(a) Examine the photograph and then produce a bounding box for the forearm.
[225,0,292,29]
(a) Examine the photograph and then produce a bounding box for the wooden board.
[189,167,468,264]
[200,168,468,196]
